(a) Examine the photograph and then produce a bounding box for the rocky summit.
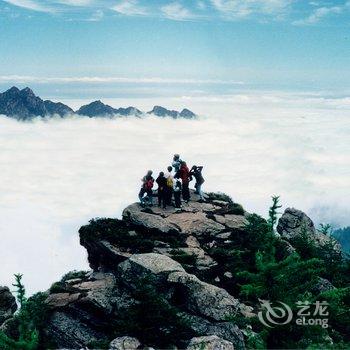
[0,191,344,349]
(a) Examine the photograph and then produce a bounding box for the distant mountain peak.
[0,86,73,119]
[21,87,35,95]
[7,86,20,93]
[76,100,117,117]
[0,86,197,120]
[148,105,196,119]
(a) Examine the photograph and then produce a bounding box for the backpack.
[145,178,154,191]
[167,176,174,188]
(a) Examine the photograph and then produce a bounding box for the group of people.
[138,154,205,211]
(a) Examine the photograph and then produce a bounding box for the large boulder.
[166,211,225,237]
[184,313,244,350]
[118,253,185,288]
[168,271,246,321]
[109,336,141,350]
[186,335,234,350]
[123,204,180,234]
[45,311,106,349]
[123,202,225,237]
[0,287,17,326]
[277,208,338,248]
[214,214,248,230]
[277,208,316,240]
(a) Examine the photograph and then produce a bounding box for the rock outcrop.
[277,208,340,249]
[36,191,248,349]
[2,191,340,349]
[0,287,17,326]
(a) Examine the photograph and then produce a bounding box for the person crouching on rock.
[190,165,205,201]
[165,166,174,205]
[177,161,191,203]
[156,171,167,209]
[139,170,154,206]
[174,179,182,212]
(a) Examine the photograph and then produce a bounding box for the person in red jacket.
[139,170,154,206]
[178,161,191,203]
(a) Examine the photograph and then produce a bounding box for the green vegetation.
[170,250,197,266]
[267,195,282,232]
[114,278,196,348]
[0,275,51,350]
[80,218,184,252]
[217,197,350,349]
[333,226,350,253]
[206,192,245,215]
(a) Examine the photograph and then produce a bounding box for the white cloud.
[55,0,93,6]
[161,2,194,21]
[293,5,343,25]
[0,91,349,294]
[0,74,244,85]
[111,0,147,16]
[210,0,292,18]
[87,9,103,21]
[3,0,55,13]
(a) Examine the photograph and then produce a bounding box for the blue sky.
[1,0,350,99]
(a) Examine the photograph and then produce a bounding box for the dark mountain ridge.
[0,86,73,120]
[0,87,197,120]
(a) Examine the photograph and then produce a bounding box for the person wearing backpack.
[172,154,182,174]
[156,171,167,209]
[165,166,174,205]
[173,179,182,212]
[138,170,154,206]
[190,165,205,201]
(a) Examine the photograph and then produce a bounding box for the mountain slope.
[0,86,73,119]
[148,105,196,119]
[76,101,143,117]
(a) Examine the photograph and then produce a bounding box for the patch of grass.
[206,192,244,215]
[60,270,88,283]
[80,218,184,253]
[170,250,197,265]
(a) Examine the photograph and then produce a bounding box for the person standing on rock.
[177,161,191,203]
[190,165,205,201]
[156,171,167,209]
[173,179,182,212]
[138,170,154,206]
[172,154,182,174]
[165,166,174,205]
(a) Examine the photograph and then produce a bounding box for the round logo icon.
[258,300,293,328]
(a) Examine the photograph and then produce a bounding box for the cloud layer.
[2,0,350,24]
[0,91,349,295]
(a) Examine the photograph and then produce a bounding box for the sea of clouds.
[0,91,349,295]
